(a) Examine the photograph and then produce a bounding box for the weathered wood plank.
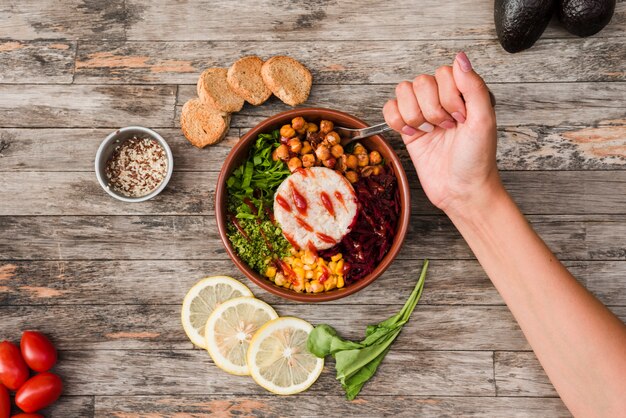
[495,351,558,397]
[1,304,624,350]
[1,215,625,261]
[2,171,626,216]
[94,395,570,417]
[0,85,176,128]
[0,40,75,84]
[38,396,94,418]
[176,83,626,129]
[56,349,494,396]
[0,0,126,40]
[2,260,624,307]
[76,39,626,84]
[125,0,626,41]
[1,126,625,172]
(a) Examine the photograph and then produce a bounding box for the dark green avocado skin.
[495,0,556,53]
[558,0,616,37]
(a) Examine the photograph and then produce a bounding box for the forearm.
[447,185,626,417]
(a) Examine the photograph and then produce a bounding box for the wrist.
[443,175,510,226]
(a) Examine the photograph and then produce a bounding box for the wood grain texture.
[176,83,626,129]
[0,40,75,83]
[124,0,625,41]
[495,351,558,397]
[75,39,626,84]
[1,215,626,261]
[2,171,626,216]
[1,127,624,172]
[0,85,176,128]
[0,0,127,40]
[36,396,94,417]
[55,350,494,396]
[1,304,623,350]
[2,260,625,307]
[94,395,570,417]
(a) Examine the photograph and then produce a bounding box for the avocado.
[558,0,616,37]
[495,0,557,53]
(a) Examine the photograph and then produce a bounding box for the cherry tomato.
[11,414,44,418]
[0,342,29,391]
[20,332,57,373]
[1,384,10,418]
[14,373,62,413]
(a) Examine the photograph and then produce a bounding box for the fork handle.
[352,122,393,141]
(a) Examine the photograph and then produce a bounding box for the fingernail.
[456,51,472,72]
[418,122,434,133]
[401,125,418,136]
[452,111,466,123]
[439,120,456,129]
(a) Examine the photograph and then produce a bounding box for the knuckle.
[395,81,412,96]
[435,65,452,78]
[413,74,434,89]
[423,105,448,123]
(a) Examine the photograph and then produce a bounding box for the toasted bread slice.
[180,98,231,148]
[261,56,312,106]
[197,68,245,112]
[227,56,272,106]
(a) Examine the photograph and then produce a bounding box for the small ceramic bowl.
[95,126,174,203]
[216,108,411,302]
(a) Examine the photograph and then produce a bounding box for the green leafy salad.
[226,130,292,273]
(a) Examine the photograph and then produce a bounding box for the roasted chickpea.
[275,144,289,160]
[272,149,278,161]
[300,140,313,155]
[306,122,319,133]
[331,144,344,158]
[346,154,358,170]
[345,171,359,183]
[315,145,331,161]
[361,166,375,177]
[288,138,302,153]
[325,131,341,146]
[291,116,306,131]
[372,165,383,176]
[302,153,316,168]
[288,157,303,172]
[356,153,369,167]
[320,120,334,134]
[336,154,348,172]
[353,144,367,155]
[323,157,337,169]
[280,124,296,138]
[369,150,382,165]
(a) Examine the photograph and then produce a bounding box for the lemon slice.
[205,296,278,375]
[247,317,324,395]
[181,276,253,348]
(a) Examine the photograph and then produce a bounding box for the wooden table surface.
[1,1,625,416]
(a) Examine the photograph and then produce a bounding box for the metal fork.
[334,122,393,146]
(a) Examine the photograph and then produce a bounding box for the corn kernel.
[324,276,338,291]
[337,276,345,288]
[328,261,337,273]
[292,259,304,269]
[290,247,298,255]
[265,266,277,278]
[305,270,314,279]
[331,253,342,262]
[310,280,324,293]
[334,260,344,275]
[302,250,317,265]
[293,267,305,280]
[275,273,285,287]
[284,256,294,265]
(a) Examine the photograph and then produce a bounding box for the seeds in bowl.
[105,136,168,198]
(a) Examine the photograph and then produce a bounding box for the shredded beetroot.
[320,165,400,283]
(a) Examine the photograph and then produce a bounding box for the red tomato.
[14,373,62,413]
[20,332,57,373]
[1,384,10,418]
[0,342,29,391]
[11,414,44,418]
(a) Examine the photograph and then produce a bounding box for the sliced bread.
[197,68,245,112]
[261,56,312,106]
[227,56,272,106]
[180,98,231,148]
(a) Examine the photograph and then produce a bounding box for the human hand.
[383,52,503,216]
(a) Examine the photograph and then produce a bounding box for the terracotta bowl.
[216,108,410,302]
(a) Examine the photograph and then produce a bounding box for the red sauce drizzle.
[316,232,336,245]
[334,191,346,209]
[320,192,335,217]
[276,195,291,212]
[243,197,257,214]
[277,259,298,285]
[258,228,273,251]
[230,216,250,241]
[307,241,318,255]
[290,182,308,215]
[283,232,300,250]
[295,167,308,177]
[295,217,313,232]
